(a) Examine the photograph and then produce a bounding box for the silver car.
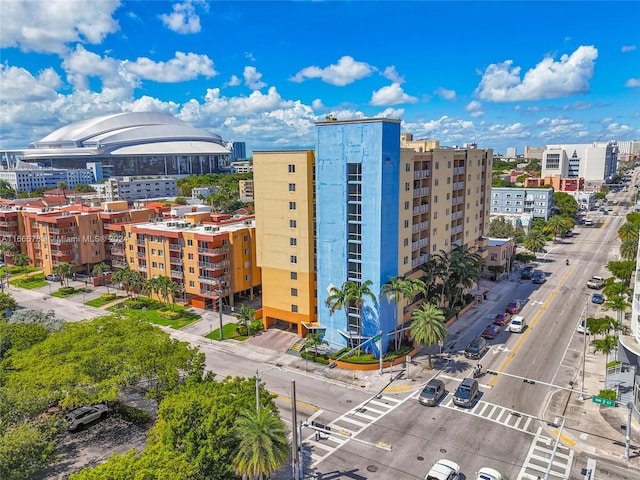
[418,379,446,406]
[65,404,109,430]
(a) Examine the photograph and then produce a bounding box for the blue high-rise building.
[315,118,402,355]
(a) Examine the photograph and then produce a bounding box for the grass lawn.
[85,295,125,308]
[9,273,48,290]
[50,287,92,298]
[206,322,249,341]
[107,296,200,329]
[1,266,41,277]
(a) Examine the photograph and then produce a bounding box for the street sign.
[592,396,616,407]
[371,333,381,343]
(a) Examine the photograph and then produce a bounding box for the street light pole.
[580,294,589,401]
[218,296,223,340]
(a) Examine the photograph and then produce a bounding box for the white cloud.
[62,45,127,91]
[224,75,241,87]
[435,87,456,100]
[465,100,484,117]
[382,66,404,84]
[290,56,376,86]
[621,45,637,53]
[375,107,405,119]
[243,66,267,90]
[475,45,598,102]
[160,0,206,34]
[0,65,62,103]
[625,78,640,88]
[124,51,217,82]
[312,99,326,110]
[0,0,120,54]
[370,83,418,106]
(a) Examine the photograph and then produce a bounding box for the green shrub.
[236,324,249,336]
[59,286,75,294]
[250,319,263,332]
[123,299,146,309]
[598,389,617,401]
[99,293,117,302]
[157,309,181,320]
[300,351,330,364]
[606,360,622,369]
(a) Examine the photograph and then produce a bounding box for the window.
[152,261,157,268]
[288,164,295,173]
[289,201,296,210]
[490,253,498,261]
[404,220,409,228]
[189,267,194,273]
[447,177,451,184]
[290,255,297,264]
[291,272,297,280]
[435,162,439,169]
[446,193,450,200]
[158,250,163,256]
[404,238,409,247]
[187,239,193,246]
[288,183,296,192]
[405,182,410,191]
[434,195,438,203]
[188,253,193,260]
[291,288,298,297]
[404,256,408,265]
[129,244,133,250]
[291,305,298,313]
[434,178,439,186]
[189,281,195,287]
[434,212,438,219]
[448,161,451,168]
[405,163,411,172]
[289,219,297,228]
[159,263,164,269]
[290,238,297,246]
[405,201,410,210]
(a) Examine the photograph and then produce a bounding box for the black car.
[521,266,534,279]
[464,336,488,359]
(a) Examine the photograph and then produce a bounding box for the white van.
[584,218,593,226]
[509,315,526,333]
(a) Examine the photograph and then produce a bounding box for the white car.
[475,467,502,480]
[509,315,526,333]
[425,459,460,480]
[576,319,590,335]
[64,404,109,430]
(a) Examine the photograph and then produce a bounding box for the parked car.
[576,319,590,335]
[532,271,546,284]
[475,467,502,480]
[586,275,605,289]
[509,315,527,333]
[493,312,511,326]
[464,336,488,359]
[520,266,534,279]
[418,379,446,407]
[505,301,521,314]
[45,273,61,282]
[64,404,109,431]
[425,459,461,480]
[453,377,480,408]
[481,323,501,340]
[538,248,548,253]
[591,293,605,304]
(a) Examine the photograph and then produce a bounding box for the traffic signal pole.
[485,369,590,398]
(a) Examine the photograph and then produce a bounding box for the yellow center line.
[552,429,577,447]
[276,394,319,412]
[487,265,574,387]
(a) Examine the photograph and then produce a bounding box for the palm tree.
[112,267,136,297]
[237,304,256,334]
[167,280,182,309]
[419,257,441,304]
[12,252,31,274]
[603,279,630,300]
[231,408,289,480]
[431,250,452,306]
[304,331,328,362]
[619,239,638,261]
[523,229,547,255]
[92,262,110,289]
[409,303,447,369]
[143,275,161,299]
[592,334,619,386]
[0,242,16,264]
[381,276,425,350]
[617,222,639,242]
[448,245,483,308]
[54,262,74,287]
[326,279,377,352]
[604,294,630,328]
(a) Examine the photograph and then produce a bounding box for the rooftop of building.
[487,237,513,247]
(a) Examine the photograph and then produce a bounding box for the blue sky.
[1,0,639,156]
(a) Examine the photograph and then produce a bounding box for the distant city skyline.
[1,1,639,156]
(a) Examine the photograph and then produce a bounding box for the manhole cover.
[417,456,424,461]
[440,448,447,453]
[346,400,352,403]
[439,427,446,431]
[367,465,378,472]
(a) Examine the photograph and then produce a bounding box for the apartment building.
[113,215,260,310]
[0,165,96,193]
[254,119,492,352]
[239,179,254,202]
[96,177,178,202]
[490,187,553,221]
[253,150,316,336]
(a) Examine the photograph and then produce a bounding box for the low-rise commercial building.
[490,187,553,222]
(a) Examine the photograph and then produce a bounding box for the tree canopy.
[552,191,579,217]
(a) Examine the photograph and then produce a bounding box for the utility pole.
[218,296,223,340]
[290,380,300,480]
[543,418,566,480]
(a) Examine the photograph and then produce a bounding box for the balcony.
[138,264,147,271]
[169,256,183,265]
[411,254,429,268]
[136,239,145,246]
[453,166,465,174]
[49,227,73,234]
[136,252,146,258]
[112,259,127,268]
[51,251,73,262]
[198,260,228,269]
[50,236,75,246]
[197,246,226,256]
[168,243,181,251]
[200,287,230,298]
[110,249,126,256]
[198,275,227,285]
[0,221,18,227]
[411,221,429,233]
[413,204,429,215]
[170,269,184,279]
[413,169,431,179]
[413,187,430,197]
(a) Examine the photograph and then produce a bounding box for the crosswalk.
[437,395,539,435]
[306,393,405,466]
[517,427,574,479]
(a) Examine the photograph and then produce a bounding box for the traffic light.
[486,369,498,376]
[523,379,536,384]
